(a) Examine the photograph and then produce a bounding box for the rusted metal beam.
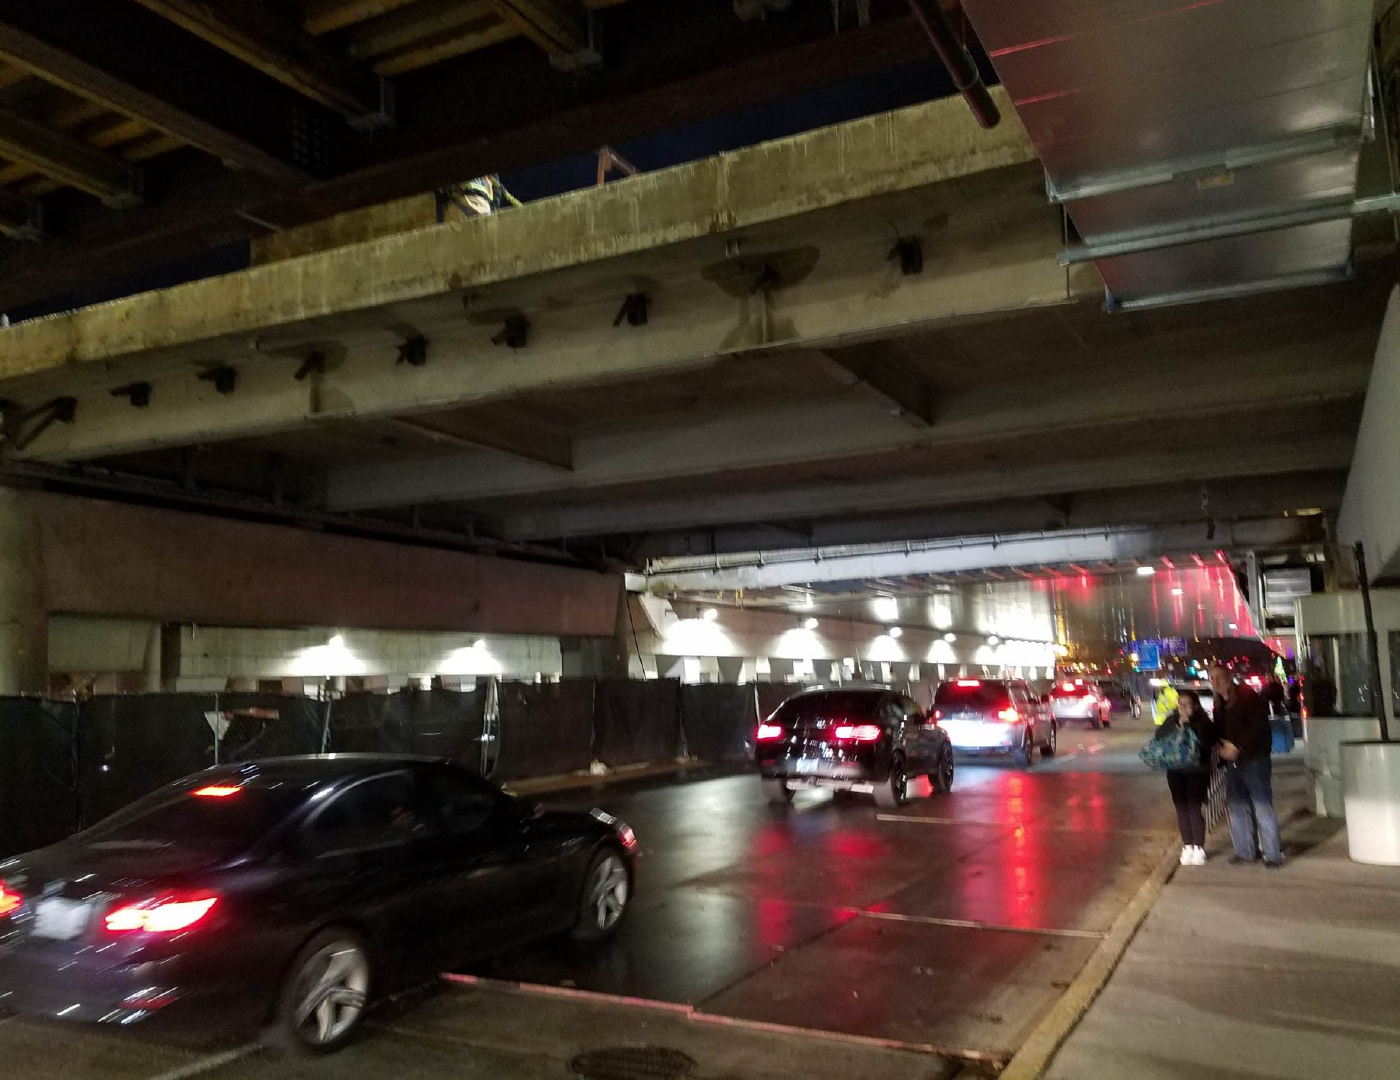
[128,0,385,121]
[0,13,310,183]
[0,106,140,205]
[483,0,592,62]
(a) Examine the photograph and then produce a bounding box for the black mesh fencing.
[593,679,682,767]
[208,694,328,763]
[679,684,758,763]
[326,689,486,765]
[491,680,596,781]
[757,683,807,722]
[77,694,220,826]
[0,698,79,858]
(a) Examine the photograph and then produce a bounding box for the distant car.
[754,686,954,809]
[932,678,1057,766]
[0,755,637,1053]
[1050,680,1113,729]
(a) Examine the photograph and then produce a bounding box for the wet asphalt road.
[477,713,1173,1055]
[0,713,1175,1077]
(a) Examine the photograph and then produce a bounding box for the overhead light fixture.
[473,638,486,649]
[943,632,957,643]
[987,635,1000,646]
[328,633,345,648]
[1136,565,1157,576]
[874,596,899,622]
[1228,623,1238,631]
[1171,587,1184,596]
[889,627,903,639]
[803,618,819,631]
[702,607,719,621]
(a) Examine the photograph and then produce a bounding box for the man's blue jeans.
[1226,756,1282,862]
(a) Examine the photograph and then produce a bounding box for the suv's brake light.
[956,679,981,687]
[755,723,784,741]
[0,881,21,918]
[104,895,219,934]
[832,724,882,742]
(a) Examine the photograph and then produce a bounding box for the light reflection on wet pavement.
[473,717,1174,1056]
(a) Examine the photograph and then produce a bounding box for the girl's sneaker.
[1180,846,1195,866]
[1189,846,1207,865]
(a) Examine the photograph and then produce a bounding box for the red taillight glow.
[0,882,20,918]
[932,709,943,721]
[755,724,784,741]
[104,895,219,934]
[191,785,241,798]
[832,724,882,742]
[956,679,981,687]
[618,824,638,850]
[997,707,1020,724]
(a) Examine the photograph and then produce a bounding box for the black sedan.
[0,755,637,1052]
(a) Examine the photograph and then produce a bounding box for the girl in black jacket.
[1160,690,1219,865]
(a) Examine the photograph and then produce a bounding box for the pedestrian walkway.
[1045,760,1400,1080]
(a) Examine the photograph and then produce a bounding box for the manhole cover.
[570,1046,698,1080]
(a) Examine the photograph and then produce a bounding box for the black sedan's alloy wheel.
[571,849,631,943]
[274,929,371,1054]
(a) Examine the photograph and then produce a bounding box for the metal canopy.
[962,0,1377,308]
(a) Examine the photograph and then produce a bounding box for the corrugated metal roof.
[962,0,1377,308]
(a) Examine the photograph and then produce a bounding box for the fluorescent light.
[888,627,903,639]
[1171,587,1184,596]
[987,635,1000,646]
[1136,565,1157,576]
[803,618,819,631]
[943,632,957,643]
[873,596,899,622]
[702,607,719,621]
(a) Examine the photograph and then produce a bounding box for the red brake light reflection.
[0,882,21,918]
[755,724,784,741]
[997,707,1020,723]
[105,896,219,934]
[191,785,241,798]
[832,724,882,742]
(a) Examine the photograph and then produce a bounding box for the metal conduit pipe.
[905,0,1000,129]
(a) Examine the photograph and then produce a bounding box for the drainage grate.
[570,1046,698,1080]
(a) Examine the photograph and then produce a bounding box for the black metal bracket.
[5,396,77,452]
[111,381,152,407]
[294,351,328,380]
[197,366,238,395]
[395,336,428,367]
[889,236,924,275]
[492,315,529,349]
[613,293,650,327]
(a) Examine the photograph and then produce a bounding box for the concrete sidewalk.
[1044,760,1400,1080]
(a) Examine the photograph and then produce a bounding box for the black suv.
[754,686,954,809]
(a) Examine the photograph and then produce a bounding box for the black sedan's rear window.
[75,780,311,859]
[933,681,1012,709]
[773,692,884,724]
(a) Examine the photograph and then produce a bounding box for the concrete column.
[0,489,46,694]
[141,622,163,692]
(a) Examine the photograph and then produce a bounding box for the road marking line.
[443,975,1002,1067]
[145,1045,261,1080]
[857,910,1107,939]
[996,842,1179,1080]
[875,814,1175,838]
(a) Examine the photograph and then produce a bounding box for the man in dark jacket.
[1210,663,1282,867]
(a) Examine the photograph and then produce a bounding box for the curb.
[996,843,1179,1080]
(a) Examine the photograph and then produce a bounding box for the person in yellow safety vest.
[1153,684,1180,727]
[439,175,523,220]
